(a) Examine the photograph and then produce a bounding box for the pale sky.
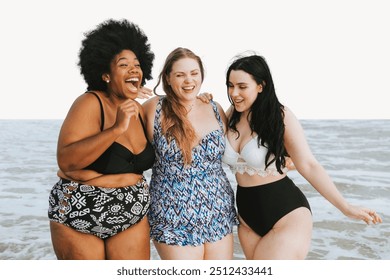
[1,0,389,119]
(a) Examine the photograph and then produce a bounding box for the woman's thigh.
[153,233,234,260]
[253,207,312,260]
[50,221,105,260]
[153,241,205,260]
[105,217,151,260]
[237,217,262,259]
[204,233,234,260]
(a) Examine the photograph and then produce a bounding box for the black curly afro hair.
[78,19,154,91]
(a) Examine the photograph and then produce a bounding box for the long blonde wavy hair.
[153,47,205,165]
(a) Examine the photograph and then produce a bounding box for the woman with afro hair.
[48,19,155,259]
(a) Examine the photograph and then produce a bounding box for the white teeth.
[183,86,194,90]
[126,78,139,82]
[125,77,138,92]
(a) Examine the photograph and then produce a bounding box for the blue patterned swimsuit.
[148,98,238,246]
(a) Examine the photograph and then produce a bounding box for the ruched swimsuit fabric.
[48,91,154,239]
[148,98,238,246]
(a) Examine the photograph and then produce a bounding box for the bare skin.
[50,218,150,260]
[238,209,312,259]
[153,234,234,260]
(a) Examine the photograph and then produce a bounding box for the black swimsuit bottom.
[236,176,311,237]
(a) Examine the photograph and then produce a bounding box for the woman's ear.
[102,73,110,83]
[257,83,263,94]
[257,81,266,94]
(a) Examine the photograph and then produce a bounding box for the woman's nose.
[128,66,138,74]
[229,87,238,97]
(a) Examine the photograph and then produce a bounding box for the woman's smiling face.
[167,57,203,102]
[228,69,263,113]
[106,49,143,99]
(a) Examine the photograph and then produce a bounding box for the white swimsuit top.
[222,135,288,177]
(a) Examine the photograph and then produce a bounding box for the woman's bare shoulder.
[142,95,161,110]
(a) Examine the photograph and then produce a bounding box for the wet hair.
[78,19,154,91]
[153,47,205,165]
[226,53,288,173]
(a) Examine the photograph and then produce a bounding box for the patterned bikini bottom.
[48,177,150,240]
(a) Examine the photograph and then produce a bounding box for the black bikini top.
[84,92,155,175]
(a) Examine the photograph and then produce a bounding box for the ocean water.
[0,119,389,260]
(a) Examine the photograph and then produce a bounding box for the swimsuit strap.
[138,114,148,136]
[87,91,146,133]
[210,100,224,131]
[87,91,105,131]
[154,97,164,134]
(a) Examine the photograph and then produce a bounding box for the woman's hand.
[285,157,296,171]
[197,92,213,103]
[114,99,140,133]
[137,86,153,99]
[343,204,383,225]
